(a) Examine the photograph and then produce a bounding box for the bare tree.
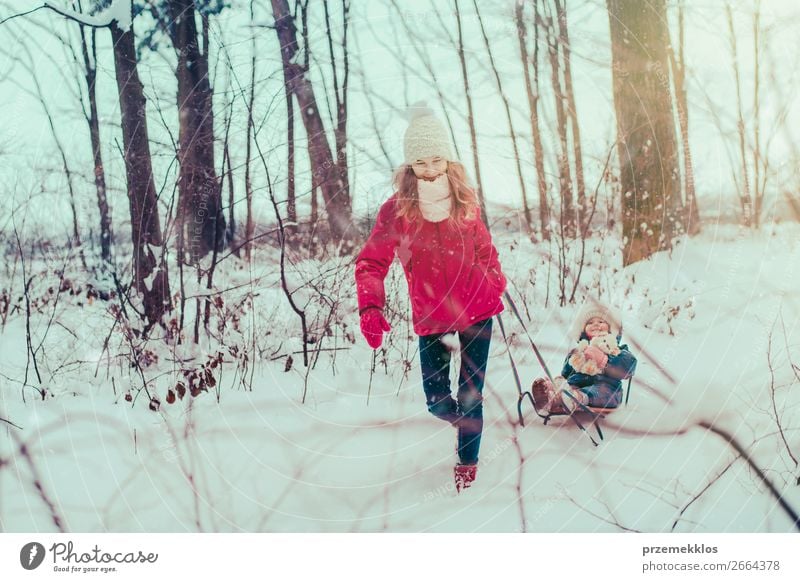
[108,12,171,329]
[222,99,236,246]
[244,0,257,257]
[1,11,110,266]
[282,0,297,234]
[322,0,351,226]
[0,1,171,329]
[163,0,226,262]
[607,0,680,265]
[541,2,575,236]
[76,12,114,263]
[2,41,87,270]
[453,0,487,220]
[515,0,550,239]
[553,0,587,231]
[751,0,764,227]
[472,0,530,228]
[271,0,353,247]
[667,0,700,235]
[725,3,753,227]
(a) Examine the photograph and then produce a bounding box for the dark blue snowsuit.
[560,334,637,408]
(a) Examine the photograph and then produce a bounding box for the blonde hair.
[392,161,479,226]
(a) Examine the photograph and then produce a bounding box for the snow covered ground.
[2,222,799,532]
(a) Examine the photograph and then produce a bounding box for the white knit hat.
[570,302,622,340]
[403,103,453,164]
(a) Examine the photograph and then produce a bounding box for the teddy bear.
[568,333,620,375]
[589,333,621,356]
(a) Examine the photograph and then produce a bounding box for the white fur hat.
[403,103,453,164]
[570,301,622,340]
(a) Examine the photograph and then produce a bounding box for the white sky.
[0,0,798,236]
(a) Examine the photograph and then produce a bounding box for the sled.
[541,405,617,421]
[498,293,634,447]
[534,389,610,446]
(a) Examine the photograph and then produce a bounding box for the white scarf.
[417,175,452,222]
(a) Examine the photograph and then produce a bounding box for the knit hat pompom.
[570,302,621,340]
[405,102,435,123]
[403,102,453,164]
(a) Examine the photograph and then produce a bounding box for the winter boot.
[531,378,553,412]
[561,386,589,413]
[532,377,569,415]
[454,463,477,493]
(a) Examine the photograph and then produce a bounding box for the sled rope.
[560,390,604,446]
[503,291,554,381]
[496,312,537,426]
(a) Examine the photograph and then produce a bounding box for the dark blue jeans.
[578,382,623,408]
[418,317,493,465]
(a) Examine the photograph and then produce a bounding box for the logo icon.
[20,542,46,570]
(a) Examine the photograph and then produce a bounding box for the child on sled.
[532,304,637,415]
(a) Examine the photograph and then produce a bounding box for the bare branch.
[0,5,48,26]
[11,432,66,532]
[671,455,739,532]
[0,415,22,429]
[699,420,800,531]
[41,0,128,29]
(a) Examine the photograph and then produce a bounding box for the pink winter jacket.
[355,194,506,336]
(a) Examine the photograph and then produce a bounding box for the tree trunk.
[668,0,700,235]
[515,1,550,240]
[324,0,351,228]
[607,0,680,266]
[243,0,256,259]
[169,0,225,263]
[752,2,763,228]
[285,73,296,229]
[543,8,575,236]
[454,0,488,221]
[725,3,752,228]
[109,20,171,330]
[554,0,586,232]
[224,136,235,244]
[271,0,352,245]
[220,87,235,248]
[79,25,113,263]
[281,3,297,235]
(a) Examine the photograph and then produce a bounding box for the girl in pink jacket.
[355,106,507,492]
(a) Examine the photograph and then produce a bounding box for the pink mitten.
[360,309,391,349]
[583,345,609,370]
